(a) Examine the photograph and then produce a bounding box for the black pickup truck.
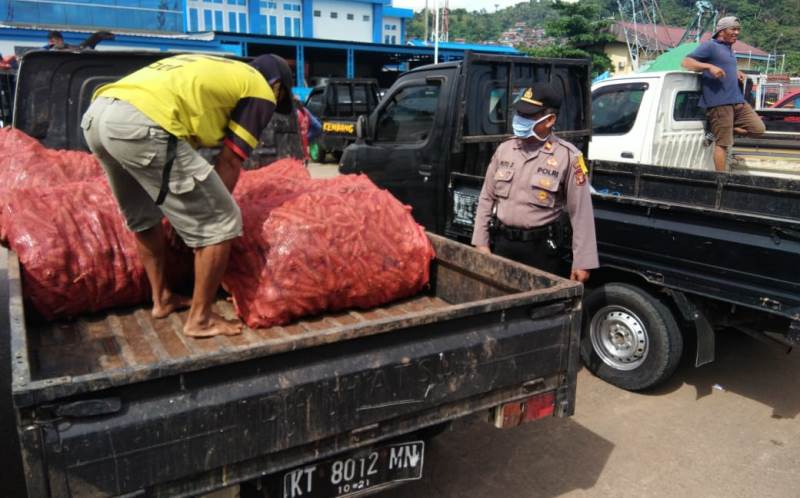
[0,51,584,498]
[304,78,381,163]
[341,54,800,392]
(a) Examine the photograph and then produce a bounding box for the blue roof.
[407,39,518,54]
[383,7,414,19]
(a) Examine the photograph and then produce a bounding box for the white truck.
[590,70,800,177]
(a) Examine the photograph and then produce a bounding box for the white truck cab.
[589,71,714,170]
[589,71,800,178]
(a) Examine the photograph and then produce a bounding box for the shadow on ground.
[381,416,614,498]
[654,328,800,419]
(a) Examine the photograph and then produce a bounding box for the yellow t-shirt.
[95,54,276,158]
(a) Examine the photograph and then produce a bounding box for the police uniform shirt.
[94,54,277,160]
[471,136,599,271]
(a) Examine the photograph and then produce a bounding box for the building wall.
[605,42,634,75]
[382,15,400,45]
[186,0,249,33]
[0,0,183,32]
[312,0,373,43]
[0,0,405,43]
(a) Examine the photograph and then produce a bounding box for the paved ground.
[308,160,800,498]
[307,162,340,179]
[379,331,800,498]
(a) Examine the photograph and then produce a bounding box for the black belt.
[155,133,178,206]
[496,222,554,242]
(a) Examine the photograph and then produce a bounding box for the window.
[204,9,212,29]
[269,15,277,34]
[330,11,338,18]
[391,35,396,44]
[777,94,800,109]
[592,83,648,135]
[352,85,370,114]
[294,5,301,11]
[673,91,705,121]
[376,84,441,143]
[294,18,301,36]
[347,13,354,20]
[214,10,223,29]
[306,89,325,117]
[313,10,321,16]
[284,16,291,35]
[283,3,292,9]
[363,15,370,21]
[228,11,236,31]
[487,87,524,124]
[385,24,391,30]
[239,12,247,32]
[384,35,390,43]
[189,8,199,31]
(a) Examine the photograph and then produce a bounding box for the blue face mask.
[512,113,554,141]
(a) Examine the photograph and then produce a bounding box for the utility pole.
[443,0,449,42]
[434,0,439,64]
[424,0,429,42]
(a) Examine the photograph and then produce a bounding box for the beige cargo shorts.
[81,97,242,248]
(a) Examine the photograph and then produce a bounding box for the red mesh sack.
[4,180,150,319]
[0,127,103,242]
[225,173,435,328]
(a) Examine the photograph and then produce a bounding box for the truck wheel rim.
[589,305,649,371]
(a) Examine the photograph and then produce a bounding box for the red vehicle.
[769,91,800,109]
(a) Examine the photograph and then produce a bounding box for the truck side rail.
[591,161,800,321]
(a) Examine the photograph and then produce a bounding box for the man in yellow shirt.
[81,54,293,337]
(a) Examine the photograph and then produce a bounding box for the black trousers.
[493,236,569,278]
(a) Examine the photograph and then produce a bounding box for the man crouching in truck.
[81,54,294,337]
[471,83,598,283]
[682,16,766,172]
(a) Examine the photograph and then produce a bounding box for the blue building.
[0,0,515,93]
[0,0,412,44]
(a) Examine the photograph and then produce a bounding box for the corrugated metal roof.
[611,22,768,57]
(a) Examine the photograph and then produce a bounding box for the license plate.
[283,441,425,498]
[452,189,478,227]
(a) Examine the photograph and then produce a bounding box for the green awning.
[641,42,700,72]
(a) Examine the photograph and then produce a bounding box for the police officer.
[471,83,598,282]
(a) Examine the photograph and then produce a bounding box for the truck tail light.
[491,391,556,429]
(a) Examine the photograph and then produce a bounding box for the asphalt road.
[378,330,800,498]
[308,160,800,498]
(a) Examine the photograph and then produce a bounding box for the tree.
[525,0,615,76]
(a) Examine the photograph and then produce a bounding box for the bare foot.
[183,312,243,338]
[152,293,192,319]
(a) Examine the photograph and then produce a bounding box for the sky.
[391,0,528,13]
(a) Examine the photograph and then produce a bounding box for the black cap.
[250,54,294,114]
[515,83,562,116]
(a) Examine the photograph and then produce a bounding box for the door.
[340,76,446,230]
[588,82,651,164]
[651,79,714,170]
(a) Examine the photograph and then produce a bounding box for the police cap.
[515,83,562,116]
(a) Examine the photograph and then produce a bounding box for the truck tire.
[580,283,683,391]
[332,150,343,163]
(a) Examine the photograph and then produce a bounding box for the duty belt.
[496,222,554,242]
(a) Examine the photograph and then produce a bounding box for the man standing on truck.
[471,83,598,283]
[682,16,766,172]
[81,54,293,337]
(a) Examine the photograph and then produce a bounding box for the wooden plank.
[133,310,182,360]
[79,319,125,372]
[113,313,158,367]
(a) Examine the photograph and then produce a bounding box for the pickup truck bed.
[8,233,582,497]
